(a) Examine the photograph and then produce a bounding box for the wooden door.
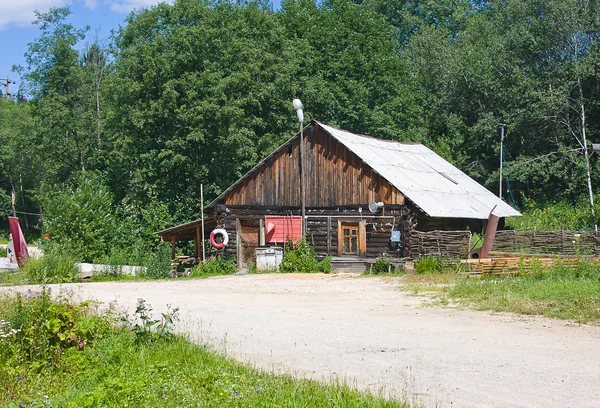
[337,220,367,257]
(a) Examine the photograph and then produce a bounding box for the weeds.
[404,259,600,323]
[0,291,406,407]
[192,256,237,277]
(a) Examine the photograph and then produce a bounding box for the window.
[342,226,358,254]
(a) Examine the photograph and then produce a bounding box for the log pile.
[409,230,471,259]
[461,254,600,275]
[494,229,600,255]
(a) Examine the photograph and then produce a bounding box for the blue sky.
[0,0,281,94]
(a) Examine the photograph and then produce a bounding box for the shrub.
[192,256,237,277]
[140,243,172,279]
[371,254,392,274]
[21,244,79,284]
[316,256,332,273]
[279,239,318,273]
[414,256,445,274]
[0,288,111,374]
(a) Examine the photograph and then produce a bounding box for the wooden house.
[157,121,520,267]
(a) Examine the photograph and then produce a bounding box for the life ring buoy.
[210,228,229,249]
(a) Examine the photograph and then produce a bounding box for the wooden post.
[201,184,206,264]
[196,225,201,259]
[171,237,176,260]
[327,216,331,255]
[337,220,343,256]
[236,218,242,269]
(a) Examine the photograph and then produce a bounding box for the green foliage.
[192,257,238,277]
[131,299,179,344]
[279,239,320,273]
[139,243,172,280]
[371,254,392,274]
[505,197,597,231]
[414,256,445,275]
[38,172,117,262]
[448,260,600,323]
[0,292,406,407]
[21,245,79,284]
[0,288,111,383]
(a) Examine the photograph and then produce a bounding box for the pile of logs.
[409,230,472,259]
[461,252,600,275]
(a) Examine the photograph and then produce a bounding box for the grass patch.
[402,260,600,323]
[0,290,405,407]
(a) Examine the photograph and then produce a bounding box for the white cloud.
[84,0,97,10]
[0,0,70,30]
[0,0,170,31]
[109,0,172,14]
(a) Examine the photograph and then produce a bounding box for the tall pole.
[499,123,507,199]
[300,122,306,236]
[0,77,12,98]
[293,99,306,236]
[11,190,16,217]
[200,184,206,263]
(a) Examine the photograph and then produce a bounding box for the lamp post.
[293,99,306,236]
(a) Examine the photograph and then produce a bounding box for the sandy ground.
[3,274,600,408]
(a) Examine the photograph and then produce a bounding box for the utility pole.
[499,123,507,199]
[0,77,14,98]
[293,99,306,236]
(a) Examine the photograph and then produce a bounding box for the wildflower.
[256,386,262,393]
[232,391,239,397]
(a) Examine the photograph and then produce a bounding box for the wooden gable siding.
[224,124,405,207]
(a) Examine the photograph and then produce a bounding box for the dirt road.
[4,274,600,407]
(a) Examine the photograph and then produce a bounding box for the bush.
[279,239,318,273]
[141,243,172,279]
[21,245,79,284]
[371,254,392,274]
[192,256,237,277]
[414,256,445,274]
[279,240,330,273]
[0,288,111,375]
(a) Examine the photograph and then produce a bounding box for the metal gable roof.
[317,122,521,219]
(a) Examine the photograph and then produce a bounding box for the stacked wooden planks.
[461,253,600,275]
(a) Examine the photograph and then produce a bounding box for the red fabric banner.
[8,216,29,266]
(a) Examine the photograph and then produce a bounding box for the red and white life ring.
[210,228,229,249]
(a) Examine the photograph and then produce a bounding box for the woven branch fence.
[493,229,600,255]
[409,230,472,259]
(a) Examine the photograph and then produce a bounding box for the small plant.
[132,298,179,343]
[371,254,392,274]
[316,256,332,273]
[414,255,445,274]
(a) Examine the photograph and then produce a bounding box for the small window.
[288,144,293,157]
[342,226,358,254]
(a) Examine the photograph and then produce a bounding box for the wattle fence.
[493,229,600,256]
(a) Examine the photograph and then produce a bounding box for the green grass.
[0,291,405,408]
[402,261,600,323]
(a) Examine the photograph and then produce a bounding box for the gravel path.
[3,274,600,407]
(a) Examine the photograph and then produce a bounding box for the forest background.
[1,0,600,264]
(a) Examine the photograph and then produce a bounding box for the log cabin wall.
[224,125,405,207]
[217,206,409,262]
